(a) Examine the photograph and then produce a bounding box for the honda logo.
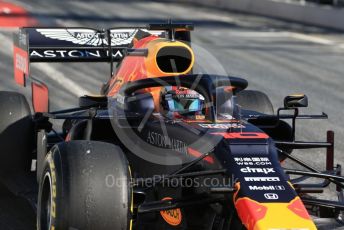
[264,193,279,200]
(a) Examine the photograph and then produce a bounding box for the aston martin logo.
[36,28,138,46]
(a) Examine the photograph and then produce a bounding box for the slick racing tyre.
[38,141,132,230]
[0,91,33,175]
[236,90,274,115]
[237,90,293,159]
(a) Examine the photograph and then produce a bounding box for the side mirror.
[32,81,49,113]
[284,94,308,108]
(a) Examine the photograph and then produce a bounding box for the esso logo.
[160,197,182,226]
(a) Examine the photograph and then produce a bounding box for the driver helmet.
[160,86,204,118]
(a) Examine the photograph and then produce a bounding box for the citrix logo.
[240,167,275,174]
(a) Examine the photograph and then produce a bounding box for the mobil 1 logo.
[249,185,285,191]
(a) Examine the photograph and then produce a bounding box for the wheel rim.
[40,172,52,230]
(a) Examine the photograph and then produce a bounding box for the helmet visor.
[167,98,202,113]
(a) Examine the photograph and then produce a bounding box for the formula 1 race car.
[1,22,343,230]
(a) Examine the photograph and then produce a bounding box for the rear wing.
[13,27,163,86]
[13,23,193,86]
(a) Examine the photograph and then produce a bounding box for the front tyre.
[38,141,132,230]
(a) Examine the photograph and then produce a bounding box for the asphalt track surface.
[1,0,344,229]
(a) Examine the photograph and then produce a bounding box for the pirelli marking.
[244,177,280,182]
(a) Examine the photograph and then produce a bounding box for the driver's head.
[160,86,204,118]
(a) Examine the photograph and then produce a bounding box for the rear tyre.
[236,90,274,115]
[37,141,132,230]
[237,90,293,159]
[0,91,33,175]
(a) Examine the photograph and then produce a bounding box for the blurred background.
[0,0,344,229]
[297,0,344,6]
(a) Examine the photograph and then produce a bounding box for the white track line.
[288,32,336,45]
[225,31,344,48]
[226,31,290,38]
[33,63,92,97]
